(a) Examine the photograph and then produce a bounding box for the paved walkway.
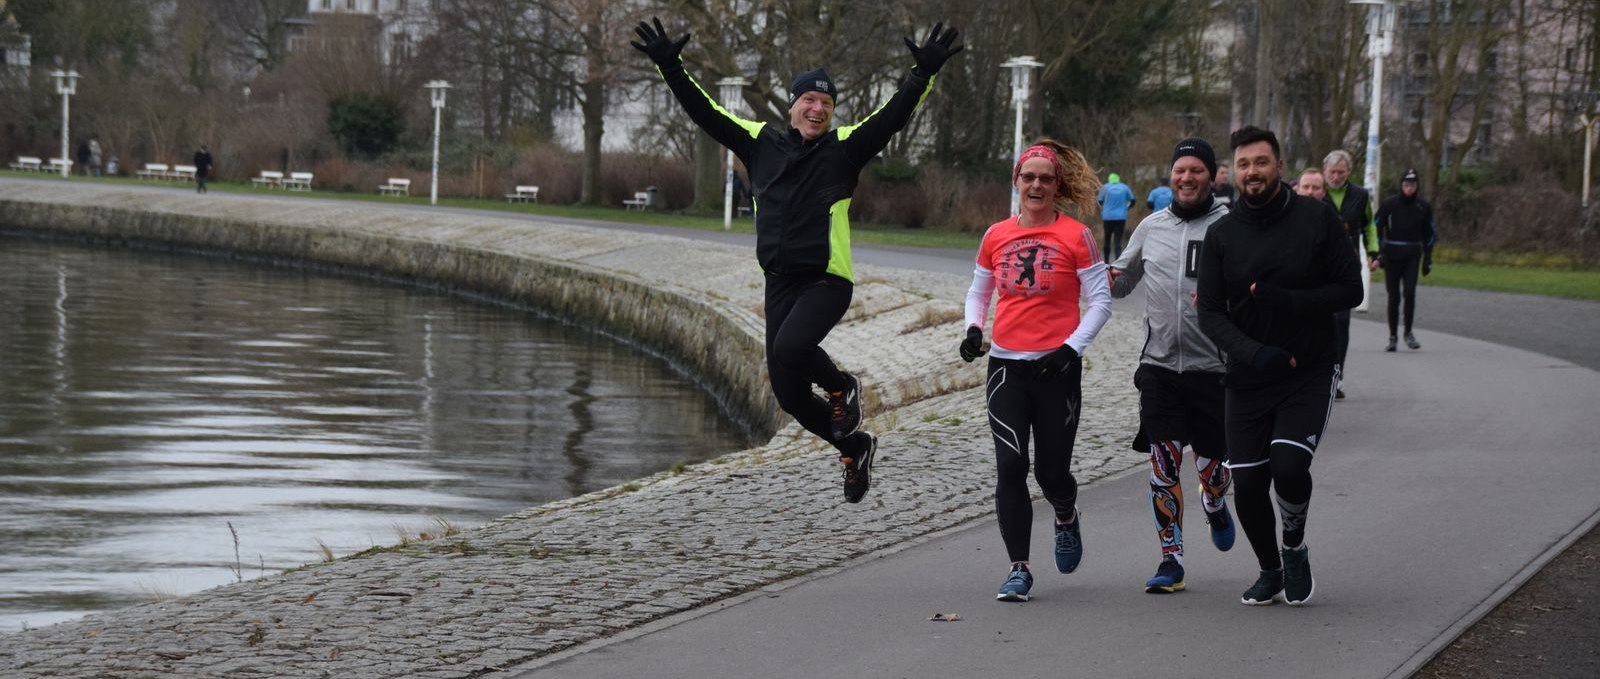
[1,178,1596,679]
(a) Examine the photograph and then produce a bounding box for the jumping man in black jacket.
[1373,168,1437,351]
[1196,127,1363,607]
[632,17,962,504]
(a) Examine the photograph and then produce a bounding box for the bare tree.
[1400,0,1514,198]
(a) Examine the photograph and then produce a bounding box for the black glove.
[630,17,691,70]
[1038,345,1079,375]
[959,326,986,363]
[1423,255,1433,276]
[1251,346,1294,374]
[1373,252,1387,269]
[903,22,964,76]
[1251,281,1294,315]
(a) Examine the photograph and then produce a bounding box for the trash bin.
[645,186,659,209]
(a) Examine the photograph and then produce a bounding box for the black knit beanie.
[1172,137,1218,177]
[789,68,837,107]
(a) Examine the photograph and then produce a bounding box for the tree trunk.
[579,79,604,206]
[692,130,722,212]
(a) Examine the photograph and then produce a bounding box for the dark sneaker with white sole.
[1054,510,1083,573]
[1241,569,1284,606]
[996,563,1033,602]
[1282,545,1315,606]
[1405,332,1421,350]
[841,432,876,504]
[827,372,862,441]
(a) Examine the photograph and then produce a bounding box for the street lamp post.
[1001,56,1044,215]
[51,69,80,178]
[716,77,750,231]
[425,80,451,206]
[1353,0,1395,193]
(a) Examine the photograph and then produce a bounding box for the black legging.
[1102,220,1126,263]
[1332,309,1350,371]
[1384,252,1420,336]
[986,356,1082,563]
[764,272,861,456]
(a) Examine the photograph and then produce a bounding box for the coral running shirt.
[975,213,1104,353]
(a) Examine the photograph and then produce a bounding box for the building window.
[1567,48,1578,71]
[346,0,356,11]
[1412,51,1429,71]
[1481,50,1498,74]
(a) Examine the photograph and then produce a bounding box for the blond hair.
[1029,138,1101,216]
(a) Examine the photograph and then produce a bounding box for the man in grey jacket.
[1109,137,1236,594]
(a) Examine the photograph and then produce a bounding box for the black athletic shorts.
[1222,366,1337,469]
[1132,364,1227,459]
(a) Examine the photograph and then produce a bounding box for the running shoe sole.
[1241,592,1285,606]
[1144,580,1187,594]
[842,433,876,504]
[995,591,1030,602]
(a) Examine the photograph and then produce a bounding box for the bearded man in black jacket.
[1195,126,1363,607]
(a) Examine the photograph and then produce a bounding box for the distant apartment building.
[292,0,433,66]
[0,4,30,72]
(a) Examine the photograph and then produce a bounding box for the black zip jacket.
[1196,182,1364,389]
[655,63,934,282]
[1374,193,1437,260]
[1322,183,1373,251]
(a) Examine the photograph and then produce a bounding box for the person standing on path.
[1097,172,1135,262]
[632,17,963,504]
[1197,126,1363,607]
[1109,138,1236,595]
[1374,168,1437,351]
[1320,150,1377,399]
[88,139,103,177]
[193,145,214,194]
[959,139,1112,602]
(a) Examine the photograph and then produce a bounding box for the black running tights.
[987,357,1082,563]
[1385,254,1420,335]
[764,272,857,455]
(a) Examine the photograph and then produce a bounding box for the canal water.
[0,236,753,631]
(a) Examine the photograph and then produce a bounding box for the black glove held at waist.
[1038,345,1079,375]
[959,326,986,363]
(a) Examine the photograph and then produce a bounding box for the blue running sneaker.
[1206,502,1236,552]
[996,563,1033,602]
[1144,556,1186,594]
[1054,509,1083,573]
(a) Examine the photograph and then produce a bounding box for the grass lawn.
[7,170,1598,301]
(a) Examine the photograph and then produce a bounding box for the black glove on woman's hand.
[1038,345,1079,375]
[1423,255,1433,276]
[631,17,691,69]
[959,326,986,363]
[904,22,964,76]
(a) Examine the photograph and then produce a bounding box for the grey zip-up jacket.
[1109,200,1229,374]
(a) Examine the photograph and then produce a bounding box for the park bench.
[505,185,540,203]
[284,172,314,191]
[9,156,43,172]
[251,170,283,188]
[621,191,652,211]
[136,163,169,181]
[172,165,198,182]
[379,178,411,196]
[47,158,73,174]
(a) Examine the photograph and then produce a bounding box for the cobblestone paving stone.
[0,185,1147,678]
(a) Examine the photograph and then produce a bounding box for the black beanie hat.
[789,68,837,107]
[1172,137,1218,177]
[1402,168,1419,183]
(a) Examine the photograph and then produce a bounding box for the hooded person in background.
[1097,172,1136,262]
[1373,168,1437,351]
[1110,137,1237,595]
[632,16,963,505]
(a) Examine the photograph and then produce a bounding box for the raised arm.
[840,23,962,166]
[633,18,762,156]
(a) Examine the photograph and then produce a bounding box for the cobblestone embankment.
[0,182,1146,678]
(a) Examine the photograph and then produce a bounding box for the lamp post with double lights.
[51,69,80,178]
[1001,56,1044,215]
[716,76,750,230]
[425,80,451,206]
[1352,0,1396,194]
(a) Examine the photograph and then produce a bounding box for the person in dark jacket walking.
[1196,126,1363,607]
[193,145,214,194]
[1373,168,1437,351]
[1109,138,1236,595]
[1320,150,1378,399]
[632,17,962,504]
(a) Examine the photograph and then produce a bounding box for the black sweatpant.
[1223,366,1336,571]
[1332,309,1350,373]
[986,356,1082,563]
[764,272,860,456]
[1384,252,1420,335]
[1102,220,1126,263]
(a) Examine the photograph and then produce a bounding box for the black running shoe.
[1335,387,1346,401]
[1385,336,1397,352]
[827,373,863,441]
[1405,332,1421,350]
[841,432,876,503]
[1282,545,1315,606]
[1241,569,1284,606]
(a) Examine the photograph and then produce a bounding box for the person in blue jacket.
[1098,172,1136,262]
[1146,176,1174,212]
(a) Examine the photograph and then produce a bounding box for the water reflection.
[0,236,751,631]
